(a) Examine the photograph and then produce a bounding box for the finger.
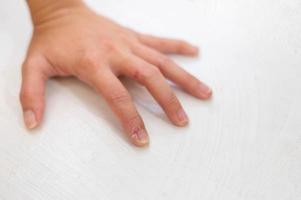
[137,34,199,56]
[132,45,212,99]
[20,57,49,129]
[119,55,189,127]
[90,69,149,147]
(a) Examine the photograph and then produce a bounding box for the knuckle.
[22,57,38,68]
[80,51,99,68]
[123,114,143,129]
[118,32,135,43]
[22,57,41,74]
[108,92,131,105]
[176,41,189,51]
[174,40,188,51]
[134,66,161,83]
[19,90,27,103]
[101,40,119,53]
[157,57,173,68]
[19,89,37,103]
[182,74,200,92]
[192,79,201,90]
[185,75,200,89]
[157,39,167,47]
[22,55,52,78]
[144,67,160,79]
[19,89,44,109]
[77,50,102,76]
[165,92,180,108]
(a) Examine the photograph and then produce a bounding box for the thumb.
[20,56,50,129]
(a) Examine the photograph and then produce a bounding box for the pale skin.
[21,0,212,147]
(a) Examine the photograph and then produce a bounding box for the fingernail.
[24,110,38,129]
[189,46,199,55]
[197,83,212,99]
[177,109,189,126]
[131,128,149,146]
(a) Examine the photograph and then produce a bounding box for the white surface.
[0,0,301,199]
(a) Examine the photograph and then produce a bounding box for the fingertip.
[207,88,213,99]
[196,82,212,100]
[130,128,150,147]
[23,110,38,129]
[188,46,200,56]
[179,43,199,56]
[175,109,189,127]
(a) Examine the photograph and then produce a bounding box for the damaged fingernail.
[131,128,149,146]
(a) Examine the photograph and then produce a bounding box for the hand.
[20,2,212,147]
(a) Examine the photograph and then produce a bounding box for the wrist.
[26,0,86,26]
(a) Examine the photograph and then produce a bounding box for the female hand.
[21,1,212,146]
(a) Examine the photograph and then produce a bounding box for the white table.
[0,0,300,199]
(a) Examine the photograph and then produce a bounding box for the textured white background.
[0,0,301,199]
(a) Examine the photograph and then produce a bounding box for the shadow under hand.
[119,77,170,124]
[54,75,208,143]
[55,77,171,145]
[55,78,124,140]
